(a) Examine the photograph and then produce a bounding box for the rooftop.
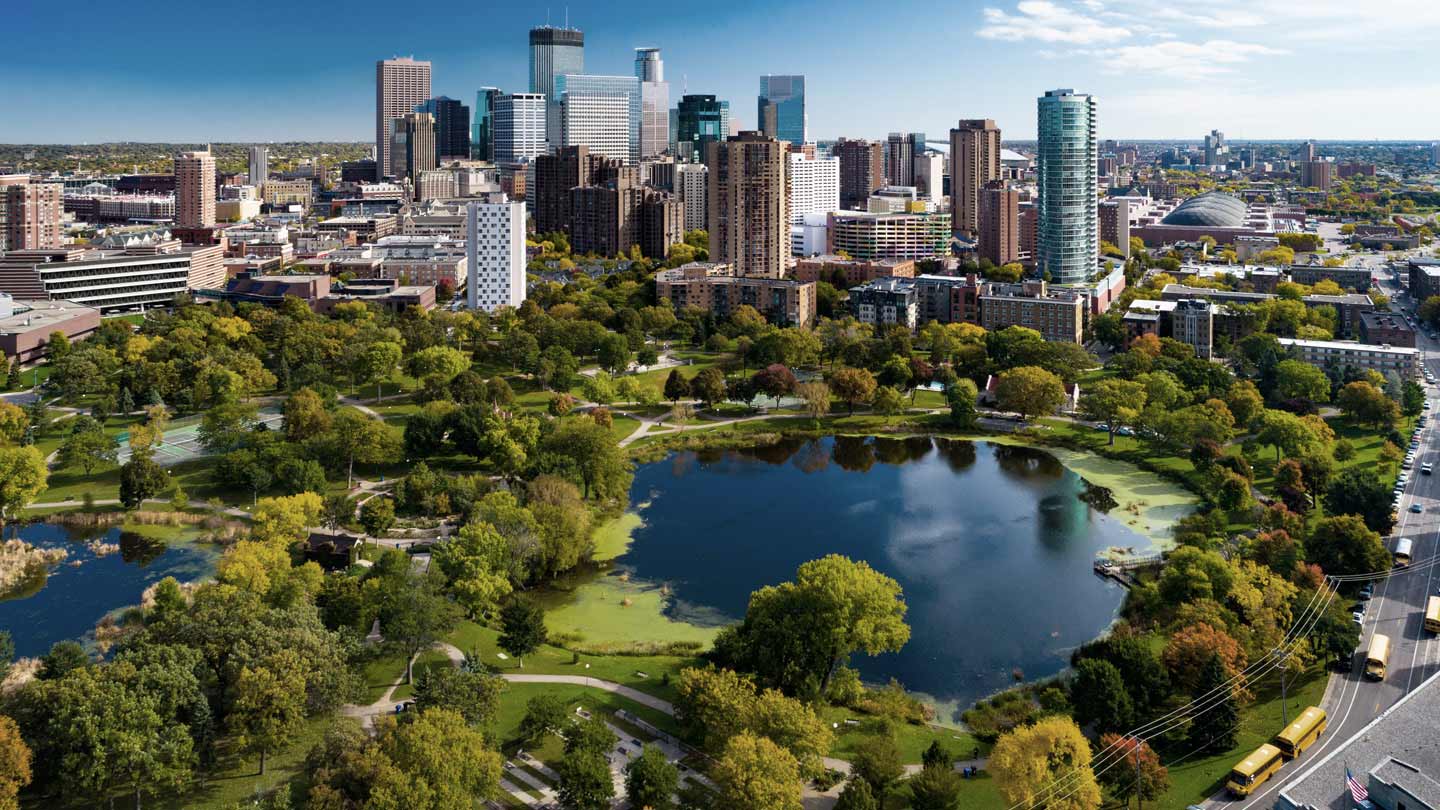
[1160,191,1249,228]
[0,300,99,335]
[1278,337,1418,355]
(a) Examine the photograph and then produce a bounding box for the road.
[1208,267,1440,810]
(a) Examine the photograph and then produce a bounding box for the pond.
[602,436,1162,720]
[0,522,217,658]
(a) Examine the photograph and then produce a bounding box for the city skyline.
[6,0,1440,144]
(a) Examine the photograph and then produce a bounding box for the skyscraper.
[834,138,885,210]
[467,197,527,312]
[175,148,216,228]
[757,75,805,145]
[674,95,730,162]
[1203,129,1228,166]
[530,26,584,147]
[707,131,790,279]
[1036,89,1098,285]
[677,163,708,232]
[556,74,641,163]
[417,96,471,161]
[977,181,1019,267]
[634,48,670,159]
[493,94,547,164]
[787,152,839,225]
[534,145,611,234]
[949,119,1001,238]
[248,145,268,188]
[2,182,62,251]
[389,112,437,180]
[376,57,432,180]
[472,88,502,162]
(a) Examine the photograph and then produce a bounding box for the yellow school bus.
[1365,634,1391,681]
[1227,744,1284,796]
[1273,706,1328,759]
[1425,596,1440,634]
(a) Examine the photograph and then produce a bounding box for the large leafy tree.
[1096,734,1169,810]
[0,445,47,525]
[1186,655,1239,754]
[1325,469,1396,535]
[1071,659,1134,734]
[0,715,32,810]
[989,716,1102,810]
[229,650,307,775]
[498,598,547,668]
[1308,514,1391,576]
[625,744,679,810]
[830,367,877,415]
[995,366,1067,419]
[1080,379,1147,445]
[713,733,803,810]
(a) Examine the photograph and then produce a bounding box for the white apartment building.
[561,93,632,163]
[466,198,526,312]
[494,93,547,164]
[678,163,708,233]
[787,152,840,225]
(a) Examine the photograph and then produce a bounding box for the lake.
[617,436,1147,718]
[0,522,217,658]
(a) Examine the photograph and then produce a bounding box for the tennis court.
[116,406,285,466]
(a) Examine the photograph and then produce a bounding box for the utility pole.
[1275,648,1289,727]
[1133,736,1143,810]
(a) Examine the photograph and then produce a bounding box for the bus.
[1394,537,1413,567]
[1425,596,1440,635]
[1365,634,1391,681]
[1227,744,1284,796]
[1273,706,1328,759]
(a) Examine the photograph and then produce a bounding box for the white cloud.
[978,1,1129,44]
[1088,39,1286,80]
[1150,7,1266,27]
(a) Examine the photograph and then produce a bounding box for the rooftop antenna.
[565,6,569,28]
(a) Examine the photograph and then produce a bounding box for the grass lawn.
[489,681,682,755]
[607,414,641,442]
[820,704,989,764]
[151,715,331,810]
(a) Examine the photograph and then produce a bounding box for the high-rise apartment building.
[533,145,611,234]
[949,119,1002,237]
[674,95,730,162]
[884,132,926,188]
[977,182,1019,267]
[757,75,805,145]
[570,169,682,260]
[678,163,708,232]
[418,96,471,161]
[914,152,944,204]
[389,113,437,180]
[2,182,63,252]
[1300,160,1334,190]
[706,131,790,279]
[787,152,840,225]
[556,74,640,163]
[1036,90,1098,284]
[466,197,527,312]
[493,94,547,164]
[834,138,886,210]
[472,88,502,162]
[1203,129,1228,166]
[248,145,268,188]
[376,57,432,180]
[634,48,670,159]
[175,148,216,229]
[530,26,584,147]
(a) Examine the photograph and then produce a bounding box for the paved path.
[337,395,383,420]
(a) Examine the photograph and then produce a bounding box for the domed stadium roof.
[1161,191,1248,228]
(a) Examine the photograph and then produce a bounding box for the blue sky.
[4,0,1438,143]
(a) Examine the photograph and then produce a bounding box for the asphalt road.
[1206,269,1440,810]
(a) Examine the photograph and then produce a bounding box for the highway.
[1205,265,1440,810]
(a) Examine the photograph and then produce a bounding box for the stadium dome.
[1160,191,1248,228]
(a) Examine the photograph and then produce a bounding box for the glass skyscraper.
[758,75,805,145]
[1036,88,1098,285]
[674,94,729,162]
[634,48,670,159]
[555,74,641,163]
[472,87,501,161]
[415,96,470,161]
[529,26,584,147]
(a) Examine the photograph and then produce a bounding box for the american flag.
[1346,767,1369,804]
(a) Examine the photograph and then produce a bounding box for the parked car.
[1359,583,1375,600]
[1424,463,1433,475]
[1411,503,1424,513]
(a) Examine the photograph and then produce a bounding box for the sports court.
[115,406,285,466]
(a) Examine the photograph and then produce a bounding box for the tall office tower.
[1036,89,1098,285]
[949,119,1001,237]
[418,96,471,161]
[472,88,502,161]
[533,145,610,234]
[884,133,915,187]
[757,75,805,145]
[493,93,547,163]
[556,74,641,163]
[787,152,840,225]
[706,131,790,279]
[913,152,944,203]
[530,26,584,147]
[834,138,885,210]
[977,181,1019,266]
[1203,129,1227,165]
[677,163,708,232]
[248,145,268,188]
[634,48,670,159]
[3,182,63,251]
[376,57,432,180]
[466,197,527,312]
[175,148,216,228]
[674,95,730,162]
[389,112,437,180]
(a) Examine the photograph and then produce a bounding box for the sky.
[4,0,1440,144]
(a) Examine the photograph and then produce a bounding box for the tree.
[1254,409,1325,463]
[1096,734,1168,810]
[558,748,615,810]
[57,417,118,474]
[0,715,32,810]
[989,716,1101,810]
[947,379,979,428]
[359,496,396,537]
[410,667,504,726]
[548,392,575,417]
[197,401,260,452]
[498,598,547,668]
[853,734,905,802]
[384,575,462,683]
[229,650,307,775]
[1308,514,1391,576]
[1275,360,1331,403]
[995,366,1067,419]
[322,492,355,530]
[371,708,503,807]
[691,366,727,409]
[540,418,630,500]
[797,380,831,421]
[38,640,89,679]
[872,386,905,417]
[519,693,568,746]
[835,778,880,810]
[407,345,471,382]
[713,733,803,810]
[327,408,400,488]
[830,367,877,416]
[625,745,680,810]
[908,763,964,810]
[752,363,797,406]
[282,387,332,441]
[597,332,632,374]
[251,492,324,546]
[1080,379,1146,445]
[117,452,166,510]
[1163,623,1247,695]
[663,369,690,405]
[922,741,951,771]
[359,340,404,400]
[1325,468,1396,534]
[1071,658,1134,734]
[1402,380,1426,416]
[1336,381,1397,427]
[1187,655,1239,754]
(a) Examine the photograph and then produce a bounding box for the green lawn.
[821,704,989,764]
[149,716,331,810]
[489,681,682,755]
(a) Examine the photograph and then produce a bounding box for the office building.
[884,132,920,187]
[0,297,102,363]
[376,57,432,180]
[706,131,790,279]
[466,197,526,312]
[950,119,1002,237]
[757,75,805,145]
[533,145,611,235]
[389,112,437,180]
[977,182,1019,266]
[1202,129,1228,165]
[248,145,268,188]
[417,96,471,161]
[655,262,815,326]
[674,95,729,162]
[530,26,584,147]
[825,209,952,262]
[261,179,313,208]
[1036,90,1098,284]
[174,148,216,229]
[834,138,885,210]
[914,152,944,204]
[678,163,708,232]
[493,93,547,163]
[787,152,840,225]
[849,277,918,330]
[634,48,670,159]
[3,182,63,251]
[556,73,641,163]
[0,235,224,312]
[1300,160,1334,190]
[471,88,502,162]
